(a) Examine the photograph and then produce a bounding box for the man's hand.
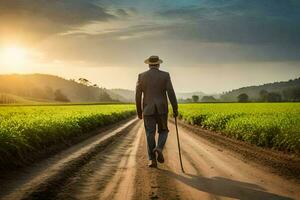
[138,114,143,119]
[173,110,178,118]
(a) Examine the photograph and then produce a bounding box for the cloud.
[158,0,300,45]
[115,9,130,17]
[0,0,115,43]
[1,0,299,64]
[128,7,139,14]
[62,23,172,40]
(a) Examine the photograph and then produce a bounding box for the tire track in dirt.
[172,119,300,180]
[160,122,299,200]
[0,118,140,200]
[54,120,144,200]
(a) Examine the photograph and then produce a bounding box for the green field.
[0,104,135,166]
[2,103,299,168]
[177,103,300,152]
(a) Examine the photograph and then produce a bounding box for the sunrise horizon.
[0,70,299,95]
[1,0,299,94]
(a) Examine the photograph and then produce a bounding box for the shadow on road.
[158,168,293,200]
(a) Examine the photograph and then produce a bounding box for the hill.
[108,89,135,102]
[0,74,116,103]
[176,92,220,100]
[220,77,300,102]
[108,89,218,103]
[0,93,41,104]
[176,92,206,100]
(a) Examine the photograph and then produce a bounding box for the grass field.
[0,104,135,167]
[177,103,300,152]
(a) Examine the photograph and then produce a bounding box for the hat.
[144,55,163,65]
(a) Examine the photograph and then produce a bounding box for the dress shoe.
[153,148,164,163]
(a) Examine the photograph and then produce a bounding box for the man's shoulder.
[138,70,148,76]
[139,69,169,76]
[158,70,170,76]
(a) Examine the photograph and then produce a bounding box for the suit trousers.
[143,113,169,160]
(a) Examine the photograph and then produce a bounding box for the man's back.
[136,55,178,168]
[135,67,177,116]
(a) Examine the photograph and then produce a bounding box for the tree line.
[237,88,300,102]
[178,95,217,103]
[0,94,17,104]
[179,87,300,103]
[220,77,300,102]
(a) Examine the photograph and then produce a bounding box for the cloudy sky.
[0,0,299,93]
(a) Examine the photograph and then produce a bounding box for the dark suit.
[135,67,178,160]
[135,68,178,116]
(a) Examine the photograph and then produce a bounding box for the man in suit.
[135,55,178,167]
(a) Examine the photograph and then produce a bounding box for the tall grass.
[0,104,135,166]
[176,103,300,152]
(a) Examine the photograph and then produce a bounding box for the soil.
[0,118,299,200]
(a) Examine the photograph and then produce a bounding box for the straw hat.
[144,55,163,65]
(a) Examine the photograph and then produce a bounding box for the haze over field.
[1,0,300,93]
[1,2,300,199]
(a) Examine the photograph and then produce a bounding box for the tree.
[267,92,282,102]
[292,88,300,101]
[259,90,268,102]
[192,95,199,102]
[283,88,300,102]
[0,94,17,104]
[201,96,217,102]
[185,98,193,103]
[237,93,249,102]
[78,78,91,86]
[98,90,113,102]
[54,89,70,102]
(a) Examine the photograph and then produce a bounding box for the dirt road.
[0,118,299,200]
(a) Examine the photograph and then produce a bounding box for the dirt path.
[159,122,299,200]
[54,119,143,200]
[1,119,299,200]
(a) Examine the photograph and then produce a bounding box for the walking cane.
[175,116,185,173]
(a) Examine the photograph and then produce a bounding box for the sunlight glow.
[0,46,28,69]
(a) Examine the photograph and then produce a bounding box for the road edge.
[170,119,300,182]
[1,118,139,200]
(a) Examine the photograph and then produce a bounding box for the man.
[135,55,178,168]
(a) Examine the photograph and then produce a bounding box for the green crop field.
[177,103,300,152]
[0,104,135,167]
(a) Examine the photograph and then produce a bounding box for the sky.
[0,0,299,93]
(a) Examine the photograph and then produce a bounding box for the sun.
[0,45,28,69]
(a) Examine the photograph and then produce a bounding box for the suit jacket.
[135,68,178,116]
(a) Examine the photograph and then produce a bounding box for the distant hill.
[221,77,300,102]
[176,92,206,100]
[2,73,298,104]
[0,74,117,103]
[108,89,220,103]
[177,92,220,100]
[109,89,135,102]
